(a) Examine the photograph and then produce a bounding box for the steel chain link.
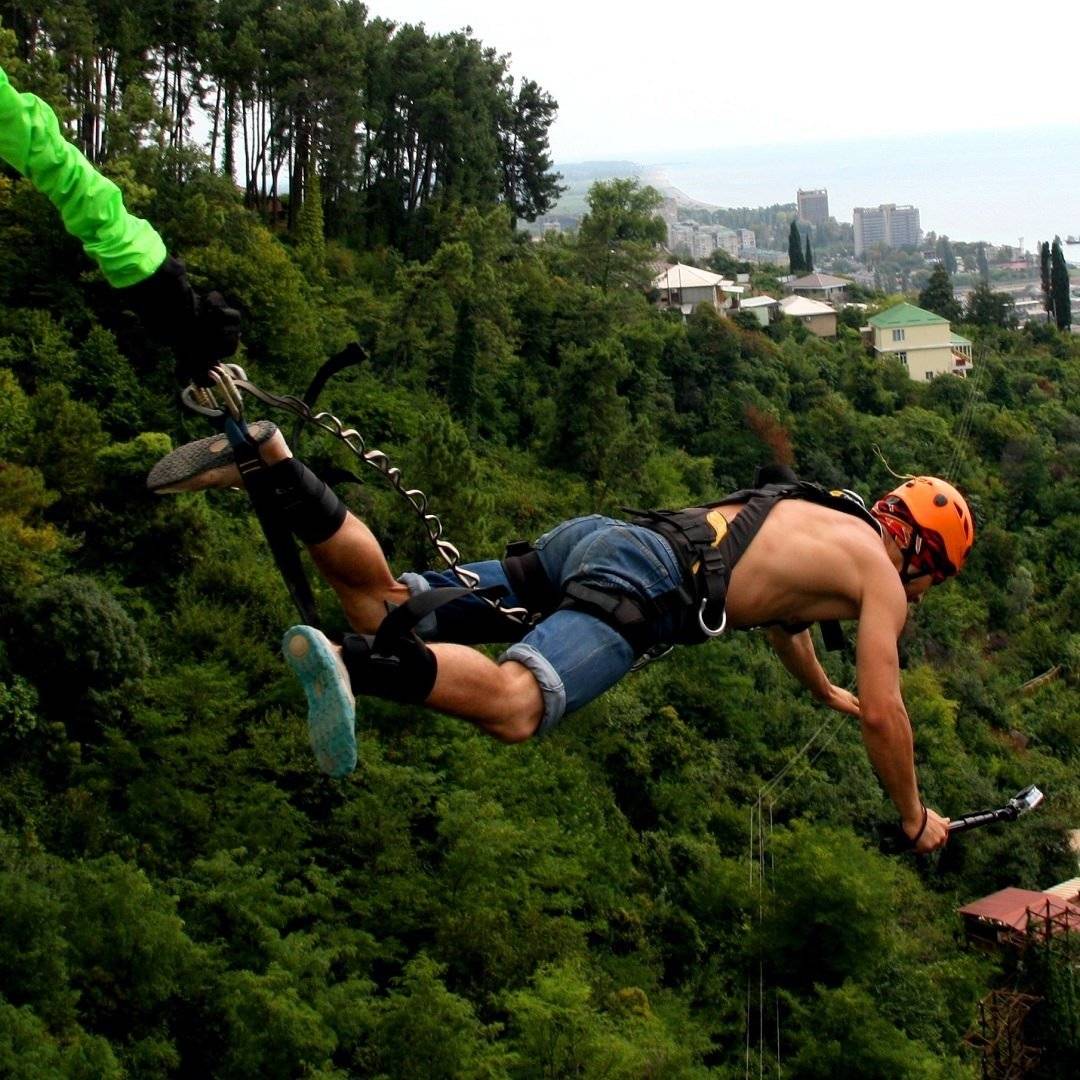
[184,364,535,627]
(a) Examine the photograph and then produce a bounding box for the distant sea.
[629,126,1080,256]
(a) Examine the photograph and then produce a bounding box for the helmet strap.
[871,502,923,582]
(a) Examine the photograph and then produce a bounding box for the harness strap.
[224,416,324,632]
[373,584,510,653]
[502,541,560,619]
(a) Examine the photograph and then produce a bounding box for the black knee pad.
[243,457,347,544]
[340,630,437,705]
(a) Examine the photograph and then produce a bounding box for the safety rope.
[746,705,850,1080]
[183,363,535,629]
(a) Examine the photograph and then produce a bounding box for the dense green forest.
[2,4,1080,1077]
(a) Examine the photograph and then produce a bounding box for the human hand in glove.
[124,255,241,386]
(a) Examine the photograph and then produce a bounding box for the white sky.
[379,0,1080,161]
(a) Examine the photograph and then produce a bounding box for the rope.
[745,703,851,1078]
[945,341,989,483]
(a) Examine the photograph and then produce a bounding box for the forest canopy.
[1,4,1079,1077]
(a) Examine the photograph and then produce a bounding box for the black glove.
[124,255,240,385]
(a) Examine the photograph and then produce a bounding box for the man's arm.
[0,65,165,286]
[855,576,949,853]
[765,626,860,717]
[0,65,238,382]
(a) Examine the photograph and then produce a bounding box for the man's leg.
[152,424,544,750]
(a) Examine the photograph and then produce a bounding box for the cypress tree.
[976,243,990,283]
[804,234,814,273]
[1051,237,1072,330]
[937,235,956,275]
[294,169,326,277]
[449,300,477,429]
[1040,241,1054,317]
[788,220,804,273]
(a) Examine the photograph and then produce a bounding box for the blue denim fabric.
[400,515,685,733]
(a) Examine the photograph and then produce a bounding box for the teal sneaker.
[282,625,357,777]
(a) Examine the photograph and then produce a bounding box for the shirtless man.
[149,428,975,856]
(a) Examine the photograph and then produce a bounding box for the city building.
[797,188,829,225]
[784,272,852,305]
[653,263,742,316]
[853,204,922,257]
[861,302,973,381]
[741,247,788,266]
[738,228,756,250]
[778,295,837,337]
[666,221,738,261]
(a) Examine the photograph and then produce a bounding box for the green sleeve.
[0,65,166,288]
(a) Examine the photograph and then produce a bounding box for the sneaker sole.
[282,625,357,777]
[147,420,278,492]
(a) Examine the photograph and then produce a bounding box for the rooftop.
[868,302,949,329]
[654,263,727,290]
[779,295,836,317]
[741,295,778,308]
[788,272,851,289]
[958,887,1080,931]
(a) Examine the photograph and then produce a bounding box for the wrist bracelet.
[909,804,929,846]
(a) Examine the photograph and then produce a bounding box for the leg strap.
[341,584,507,705]
[341,630,438,705]
[241,456,347,545]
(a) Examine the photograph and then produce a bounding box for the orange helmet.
[872,476,974,583]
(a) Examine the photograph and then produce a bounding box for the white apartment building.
[853,204,922,257]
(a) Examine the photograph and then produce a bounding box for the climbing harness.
[181,355,535,636]
[627,480,883,651]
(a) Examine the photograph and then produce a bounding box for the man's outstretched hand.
[821,684,860,717]
[902,805,950,854]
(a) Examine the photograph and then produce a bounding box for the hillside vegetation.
[1,5,1079,1078]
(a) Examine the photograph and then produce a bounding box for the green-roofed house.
[861,302,973,382]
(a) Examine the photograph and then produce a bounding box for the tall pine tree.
[804,234,814,273]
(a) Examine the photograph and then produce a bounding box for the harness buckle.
[697,598,727,638]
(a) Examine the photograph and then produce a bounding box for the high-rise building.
[853,203,921,257]
[797,188,829,225]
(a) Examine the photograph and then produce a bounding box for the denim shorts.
[400,515,686,735]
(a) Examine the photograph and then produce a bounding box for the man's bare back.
[719,498,902,630]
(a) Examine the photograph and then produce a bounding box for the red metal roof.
[958,887,1080,931]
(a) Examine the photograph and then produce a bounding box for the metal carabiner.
[209,365,246,422]
[697,598,727,638]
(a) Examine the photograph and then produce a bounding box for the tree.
[788,220,804,273]
[804,233,814,273]
[576,178,665,290]
[936,235,956,275]
[498,77,563,225]
[965,282,1016,327]
[1051,237,1072,329]
[976,243,990,283]
[1040,240,1053,316]
[918,265,962,322]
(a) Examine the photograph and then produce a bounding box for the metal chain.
[183,364,536,628]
